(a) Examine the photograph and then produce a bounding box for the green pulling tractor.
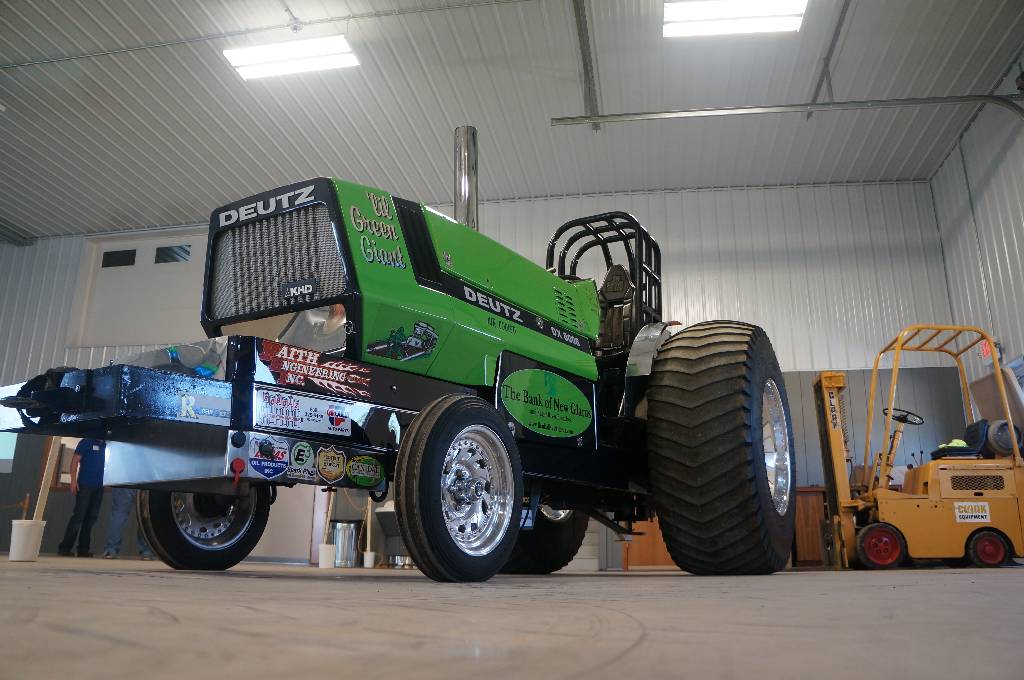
[0,177,796,582]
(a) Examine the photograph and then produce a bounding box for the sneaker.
[77,551,94,558]
[140,553,154,561]
[103,551,117,559]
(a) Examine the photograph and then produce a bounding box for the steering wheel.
[884,407,924,426]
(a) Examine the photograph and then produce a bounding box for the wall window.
[101,249,136,268]
[155,245,191,263]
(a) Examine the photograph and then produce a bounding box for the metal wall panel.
[784,367,966,487]
[459,181,950,372]
[0,181,946,385]
[0,235,161,385]
[931,70,1024,380]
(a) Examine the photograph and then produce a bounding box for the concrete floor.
[2,559,1023,680]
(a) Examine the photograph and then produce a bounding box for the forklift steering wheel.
[884,407,924,426]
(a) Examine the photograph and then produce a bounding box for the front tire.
[646,321,797,575]
[856,522,906,569]
[501,507,589,574]
[395,395,523,582]
[137,486,270,570]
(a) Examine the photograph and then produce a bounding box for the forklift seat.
[930,420,992,460]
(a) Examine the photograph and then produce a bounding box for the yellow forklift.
[816,324,1023,568]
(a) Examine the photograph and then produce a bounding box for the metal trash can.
[330,520,363,568]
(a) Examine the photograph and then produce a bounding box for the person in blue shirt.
[57,438,106,557]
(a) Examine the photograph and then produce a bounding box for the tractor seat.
[596,264,635,351]
[930,420,991,460]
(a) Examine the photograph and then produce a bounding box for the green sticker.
[347,456,384,487]
[500,369,593,438]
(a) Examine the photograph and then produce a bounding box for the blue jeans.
[103,488,152,556]
[58,486,104,554]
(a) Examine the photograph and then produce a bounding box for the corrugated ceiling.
[0,0,1022,238]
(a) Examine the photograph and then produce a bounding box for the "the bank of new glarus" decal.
[500,369,592,438]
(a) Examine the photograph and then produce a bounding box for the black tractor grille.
[210,204,347,320]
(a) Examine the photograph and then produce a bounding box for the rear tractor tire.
[395,395,524,582]
[646,321,797,575]
[137,486,271,570]
[501,507,590,574]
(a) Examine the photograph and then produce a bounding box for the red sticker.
[258,340,372,398]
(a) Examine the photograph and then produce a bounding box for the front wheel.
[395,395,523,582]
[137,486,271,570]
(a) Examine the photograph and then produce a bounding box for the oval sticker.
[500,369,593,438]
[347,455,384,487]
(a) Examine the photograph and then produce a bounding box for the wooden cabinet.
[622,518,678,570]
[794,486,827,566]
[623,488,828,570]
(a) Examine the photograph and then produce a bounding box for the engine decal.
[365,321,438,362]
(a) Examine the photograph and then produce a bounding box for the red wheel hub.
[975,535,1006,565]
[864,526,902,566]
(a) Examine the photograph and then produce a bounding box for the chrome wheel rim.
[762,378,792,515]
[171,490,256,550]
[539,505,573,523]
[441,425,514,556]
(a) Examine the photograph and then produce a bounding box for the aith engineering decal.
[954,501,991,523]
[258,340,371,398]
[500,369,593,438]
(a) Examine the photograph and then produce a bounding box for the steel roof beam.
[551,93,1024,126]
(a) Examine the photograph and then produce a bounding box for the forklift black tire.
[137,486,271,570]
[968,530,1010,567]
[395,395,524,582]
[856,522,907,569]
[646,321,796,575]
[501,508,590,574]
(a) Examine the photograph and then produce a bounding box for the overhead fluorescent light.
[664,0,807,37]
[223,34,358,80]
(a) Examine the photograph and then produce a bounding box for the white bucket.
[9,520,46,562]
[317,543,335,569]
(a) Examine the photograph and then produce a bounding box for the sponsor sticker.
[347,455,384,487]
[317,446,347,484]
[257,340,371,398]
[500,369,593,438]
[178,394,231,426]
[325,405,353,436]
[286,441,317,482]
[954,501,991,523]
[249,437,288,479]
[253,386,355,437]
